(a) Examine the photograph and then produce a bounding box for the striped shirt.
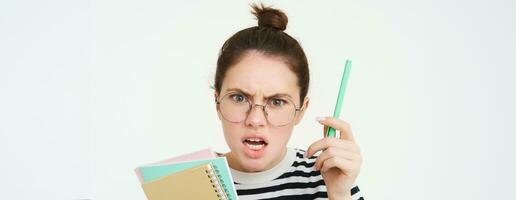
[229,148,364,200]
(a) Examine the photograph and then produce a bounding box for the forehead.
[221,51,299,99]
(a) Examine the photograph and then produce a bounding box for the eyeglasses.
[215,92,302,127]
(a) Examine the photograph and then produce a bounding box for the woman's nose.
[245,104,267,127]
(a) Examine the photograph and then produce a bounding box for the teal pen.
[326,60,352,137]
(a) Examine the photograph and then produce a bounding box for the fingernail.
[316,117,326,122]
[303,152,308,158]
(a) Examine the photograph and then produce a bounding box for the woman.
[214,4,364,200]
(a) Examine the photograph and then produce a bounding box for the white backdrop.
[1,0,515,199]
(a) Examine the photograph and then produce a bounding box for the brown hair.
[214,3,309,105]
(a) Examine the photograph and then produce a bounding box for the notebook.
[142,163,229,200]
[134,148,215,183]
[136,150,238,200]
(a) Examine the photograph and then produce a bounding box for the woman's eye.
[271,98,287,106]
[230,94,246,103]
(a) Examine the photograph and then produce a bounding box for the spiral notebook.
[142,163,231,200]
[136,151,238,200]
[134,148,216,183]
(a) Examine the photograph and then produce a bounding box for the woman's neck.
[224,147,287,172]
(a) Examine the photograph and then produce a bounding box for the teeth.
[244,142,265,150]
[246,138,263,142]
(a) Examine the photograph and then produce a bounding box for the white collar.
[230,147,295,184]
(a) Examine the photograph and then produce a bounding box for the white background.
[1,0,515,199]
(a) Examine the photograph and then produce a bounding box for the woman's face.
[215,50,309,172]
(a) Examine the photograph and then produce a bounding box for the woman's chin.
[235,152,271,172]
[239,159,269,172]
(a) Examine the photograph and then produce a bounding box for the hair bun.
[251,3,288,31]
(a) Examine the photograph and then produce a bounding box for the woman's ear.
[214,91,222,120]
[294,96,309,125]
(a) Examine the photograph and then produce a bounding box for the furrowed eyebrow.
[225,88,293,100]
[224,88,249,96]
[268,93,293,99]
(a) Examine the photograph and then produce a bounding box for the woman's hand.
[305,117,362,200]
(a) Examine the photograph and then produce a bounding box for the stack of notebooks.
[134,149,239,200]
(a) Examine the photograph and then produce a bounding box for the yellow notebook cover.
[142,164,228,200]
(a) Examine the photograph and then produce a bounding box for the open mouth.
[242,137,268,151]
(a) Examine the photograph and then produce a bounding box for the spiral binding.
[205,164,229,200]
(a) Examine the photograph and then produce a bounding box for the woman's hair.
[214,3,309,105]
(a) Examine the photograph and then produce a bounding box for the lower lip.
[241,141,267,158]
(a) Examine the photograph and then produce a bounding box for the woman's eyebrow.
[267,93,293,99]
[226,88,251,96]
[225,88,293,99]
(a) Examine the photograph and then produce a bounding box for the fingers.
[314,147,361,171]
[307,117,362,181]
[305,137,360,159]
[320,156,361,176]
[317,117,354,141]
